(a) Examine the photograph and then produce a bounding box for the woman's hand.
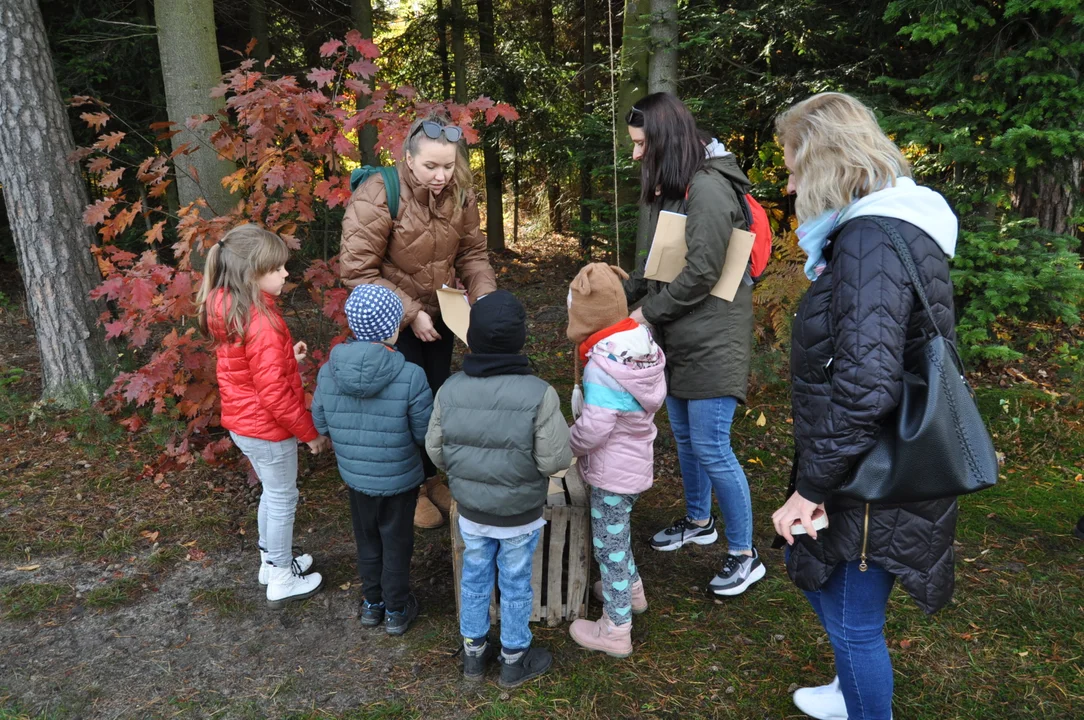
[629,307,647,325]
[772,491,826,545]
[411,311,442,342]
[306,435,330,455]
[293,341,308,363]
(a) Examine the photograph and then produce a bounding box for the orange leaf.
[83,198,116,226]
[93,131,126,152]
[80,111,110,131]
[99,168,125,189]
[145,220,166,245]
[87,156,112,173]
[148,179,173,198]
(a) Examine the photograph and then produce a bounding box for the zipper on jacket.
[859,503,870,572]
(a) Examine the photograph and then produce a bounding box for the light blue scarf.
[796,209,841,281]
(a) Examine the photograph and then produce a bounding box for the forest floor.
[0,234,1082,720]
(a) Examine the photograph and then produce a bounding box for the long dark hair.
[626,93,705,206]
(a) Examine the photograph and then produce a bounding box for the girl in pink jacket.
[564,264,667,658]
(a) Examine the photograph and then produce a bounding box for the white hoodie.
[840,177,959,258]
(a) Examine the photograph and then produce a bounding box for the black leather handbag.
[835,218,999,504]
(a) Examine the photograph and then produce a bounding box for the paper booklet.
[643,210,756,302]
[436,285,471,344]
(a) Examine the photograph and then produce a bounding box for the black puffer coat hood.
[786,216,960,614]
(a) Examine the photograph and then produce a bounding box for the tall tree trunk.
[436,0,452,100]
[617,0,649,117]
[541,0,562,233]
[477,0,505,250]
[647,0,677,94]
[248,0,270,63]
[155,0,236,241]
[351,0,378,165]
[540,0,556,54]
[0,0,111,405]
[579,0,597,253]
[451,0,467,103]
[1012,161,1082,238]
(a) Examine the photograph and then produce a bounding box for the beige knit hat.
[566,263,630,344]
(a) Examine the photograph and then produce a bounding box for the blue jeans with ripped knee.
[459,528,540,651]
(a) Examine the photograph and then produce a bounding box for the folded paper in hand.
[436,285,471,344]
[643,210,756,302]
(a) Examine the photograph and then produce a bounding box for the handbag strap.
[869,217,942,339]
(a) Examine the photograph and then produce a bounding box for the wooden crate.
[450,463,591,626]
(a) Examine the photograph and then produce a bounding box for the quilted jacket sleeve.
[424,390,446,471]
[245,314,319,443]
[455,192,498,303]
[339,177,423,324]
[407,367,434,447]
[311,366,329,436]
[534,386,574,478]
[796,220,916,503]
[640,174,738,326]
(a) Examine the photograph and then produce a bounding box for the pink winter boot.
[592,577,648,614]
[569,613,633,657]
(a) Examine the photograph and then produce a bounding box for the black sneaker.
[708,547,766,596]
[385,593,419,636]
[359,599,385,627]
[462,638,496,682]
[649,515,719,551]
[498,646,552,688]
[1074,516,1084,541]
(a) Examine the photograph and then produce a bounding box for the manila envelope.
[644,210,756,302]
[436,286,471,344]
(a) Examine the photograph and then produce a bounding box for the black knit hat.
[467,290,527,354]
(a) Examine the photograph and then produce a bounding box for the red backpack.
[738,192,772,281]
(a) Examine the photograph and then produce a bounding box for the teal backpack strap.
[379,166,400,220]
[348,165,400,220]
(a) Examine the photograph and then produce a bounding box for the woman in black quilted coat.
[771,93,960,720]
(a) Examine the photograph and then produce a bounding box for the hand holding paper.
[436,285,472,344]
[643,210,755,302]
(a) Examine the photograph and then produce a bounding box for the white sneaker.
[258,550,314,585]
[265,565,324,609]
[793,676,848,720]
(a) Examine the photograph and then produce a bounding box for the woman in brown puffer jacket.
[340,114,497,528]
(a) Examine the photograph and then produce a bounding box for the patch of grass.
[0,583,71,620]
[83,577,143,609]
[190,587,253,617]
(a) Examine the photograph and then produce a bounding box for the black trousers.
[395,315,455,478]
[349,486,418,611]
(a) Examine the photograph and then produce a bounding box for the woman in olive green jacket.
[624,93,762,597]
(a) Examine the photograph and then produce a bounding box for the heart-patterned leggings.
[590,485,641,625]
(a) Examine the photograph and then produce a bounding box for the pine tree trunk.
[477,0,505,250]
[1012,161,1082,238]
[249,0,270,63]
[451,0,467,103]
[351,0,379,165]
[0,0,111,405]
[579,0,596,253]
[436,0,452,100]
[155,0,236,225]
[617,0,649,116]
[648,0,677,94]
[541,0,562,233]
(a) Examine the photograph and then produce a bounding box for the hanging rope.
[606,0,621,266]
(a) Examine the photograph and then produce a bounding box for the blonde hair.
[401,112,473,208]
[196,224,289,342]
[775,92,911,223]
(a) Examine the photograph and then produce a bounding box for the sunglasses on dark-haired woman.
[410,120,464,143]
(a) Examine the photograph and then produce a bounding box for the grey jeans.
[230,432,299,569]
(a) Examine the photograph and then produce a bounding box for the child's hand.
[306,435,330,454]
[293,341,308,363]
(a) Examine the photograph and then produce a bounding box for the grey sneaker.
[709,547,765,596]
[650,515,719,551]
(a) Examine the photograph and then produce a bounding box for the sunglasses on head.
[411,120,463,143]
[625,106,645,125]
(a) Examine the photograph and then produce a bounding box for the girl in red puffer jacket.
[197,224,329,608]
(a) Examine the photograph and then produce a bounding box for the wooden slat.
[450,502,463,619]
[546,508,569,626]
[564,506,590,621]
[564,462,588,507]
[530,508,547,622]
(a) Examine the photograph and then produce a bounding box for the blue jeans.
[230,432,298,569]
[805,560,896,720]
[459,528,541,651]
[666,395,753,553]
